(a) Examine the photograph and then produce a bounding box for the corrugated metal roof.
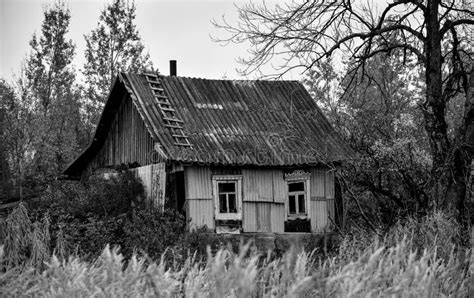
[63,73,354,177]
[123,73,353,165]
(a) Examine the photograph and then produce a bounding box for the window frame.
[284,173,311,220]
[288,181,307,215]
[212,175,242,220]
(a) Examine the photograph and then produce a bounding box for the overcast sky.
[1,0,394,84]
[1,0,303,84]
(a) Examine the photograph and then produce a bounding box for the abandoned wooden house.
[62,64,353,234]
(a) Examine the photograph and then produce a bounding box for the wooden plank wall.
[89,94,155,171]
[272,170,286,203]
[242,202,284,233]
[310,169,325,198]
[185,166,335,233]
[310,198,328,233]
[310,168,335,232]
[242,169,273,201]
[130,163,166,208]
[185,167,214,230]
[271,203,285,232]
[325,170,335,228]
[243,202,271,232]
[185,167,212,199]
[187,199,215,230]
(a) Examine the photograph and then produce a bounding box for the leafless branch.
[339,174,380,235]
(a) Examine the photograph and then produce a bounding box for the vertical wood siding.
[185,166,334,233]
[210,167,242,175]
[185,166,214,231]
[273,170,286,203]
[243,202,284,233]
[88,94,155,171]
[242,169,273,202]
[325,170,335,229]
[325,170,335,198]
[309,168,335,232]
[187,199,214,230]
[310,169,325,198]
[310,198,328,233]
[243,202,271,232]
[130,163,166,207]
[185,167,212,199]
[271,203,285,233]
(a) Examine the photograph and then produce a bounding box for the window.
[288,181,306,215]
[218,181,237,213]
[213,175,242,220]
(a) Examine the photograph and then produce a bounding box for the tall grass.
[1,203,51,271]
[0,237,470,297]
[0,205,471,296]
[1,215,471,296]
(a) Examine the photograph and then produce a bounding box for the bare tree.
[214,0,473,221]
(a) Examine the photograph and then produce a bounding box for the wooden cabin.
[62,71,353,234]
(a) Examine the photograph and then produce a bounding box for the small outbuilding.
[62,68,353,234]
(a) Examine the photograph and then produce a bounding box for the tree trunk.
[449,64,473,244]
[464,66,474,211]
[423,1,472,237]
[423,0,450,208]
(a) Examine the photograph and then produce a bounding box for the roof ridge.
[125,72,300,83]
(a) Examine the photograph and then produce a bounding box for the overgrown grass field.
[0,204,471,297]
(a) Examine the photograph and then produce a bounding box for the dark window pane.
[228,194,237,213]
[298,194,305,213]
[288,182,304,192]
[289,195,296,214]
[218,182,235,193]
[219,194,227,213]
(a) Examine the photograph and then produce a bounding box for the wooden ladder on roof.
[144,73,192,147]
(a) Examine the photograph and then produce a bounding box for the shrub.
[25,171,146,260]
[121,207,186,261]
[85,171,144,218]
[58,215,125,260]
[30,170,144,220]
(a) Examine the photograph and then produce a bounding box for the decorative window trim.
[284,169,311,181]
[212,175,242,220]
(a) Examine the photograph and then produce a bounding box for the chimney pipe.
[170,60,177,76]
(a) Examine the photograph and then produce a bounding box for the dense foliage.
[305,56,431,229]
[1,172,183,263]
[0,0,151,200]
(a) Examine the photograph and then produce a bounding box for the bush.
[85,171,144,218]
[23,171,145,259]
[121,207,186,261]
[22,171,189,262]
[30,170,144,220]
[58,215,126,260]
